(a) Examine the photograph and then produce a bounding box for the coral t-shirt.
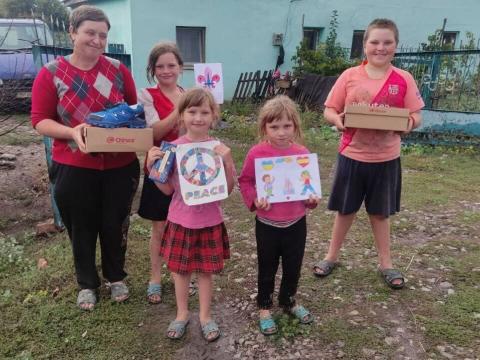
[324,64,424,162]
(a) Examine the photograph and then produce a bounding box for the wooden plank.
[239,72,253,102]
[244,71,258,101]
[232,72,244,102]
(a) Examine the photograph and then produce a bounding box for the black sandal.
[378,268,405,289]
[313,260,338,277]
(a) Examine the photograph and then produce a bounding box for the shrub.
[0,235,31,274]
[292,10,356,76]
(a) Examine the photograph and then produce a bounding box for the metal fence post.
[43,136,63,229]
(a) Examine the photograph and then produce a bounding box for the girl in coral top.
[314,19,424,289]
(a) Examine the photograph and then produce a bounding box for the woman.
[30,5,139,310]
[137,42,196,304]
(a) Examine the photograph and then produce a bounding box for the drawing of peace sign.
[179,147,222,186]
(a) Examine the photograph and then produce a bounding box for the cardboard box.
[84,127,153,152]
[344,104,409,131]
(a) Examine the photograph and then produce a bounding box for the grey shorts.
[327,154,401,217]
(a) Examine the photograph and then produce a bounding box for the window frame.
[176,26,206,69]
[302,27,323,50]
[350,30,365,59]
[442,31,458,49]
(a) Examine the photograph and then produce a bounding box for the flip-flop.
[146,283,162,304]
[313,260,338,277]
[201,320,221,342]
[259,315,278,335]
[77,289,96,311]
[109,281,129,302]
[378,268,405,289]
[166,319,189,340]
[290,305,314,324]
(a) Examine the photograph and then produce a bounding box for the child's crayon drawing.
[194,63,224,104]
[262,174,275,198]
[254,153,321,203]
[176,140,228,205]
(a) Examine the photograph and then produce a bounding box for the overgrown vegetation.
[396,21,480,112]
[0,0,68,26]
[292,10,356,76]
[1,106,479,359]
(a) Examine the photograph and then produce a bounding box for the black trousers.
[52,159,140,289]
[255,216,307,309]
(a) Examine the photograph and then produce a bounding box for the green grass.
[1,109,480,358]
[420,287,480,345]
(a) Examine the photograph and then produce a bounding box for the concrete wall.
[90,0,480,99]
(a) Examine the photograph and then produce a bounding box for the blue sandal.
[147,283,162,304]
[166,319,189,339]
[290,305,314,324]
[259,315,278,335]
[201,320,221,342]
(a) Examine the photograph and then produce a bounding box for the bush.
[292,10,356,76]
[0,235,30,274]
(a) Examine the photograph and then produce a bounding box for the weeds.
[0,235,32,274]
[1,107,480,358]
[273,313,311,340]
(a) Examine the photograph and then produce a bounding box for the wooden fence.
[232,70,273,102]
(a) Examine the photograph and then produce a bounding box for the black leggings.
[255,216,306,309]
[52,160,139,289]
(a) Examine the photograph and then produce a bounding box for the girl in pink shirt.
[146,88,236,342]
[314,19,424,289]
[239,96,319,335]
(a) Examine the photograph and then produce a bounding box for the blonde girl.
[146,88,235,342]
[239,95,319,335]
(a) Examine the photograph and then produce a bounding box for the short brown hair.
[258,95,303,143]
[69,5,111,32]
[146,42,184,84]
[177,88,220,129]
[363,18,399,45]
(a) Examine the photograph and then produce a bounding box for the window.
[0,22,53,50]
[350,30,365,59]
[442,31,458,48]
[302,27,322,50]
[108,43,125,54]
[176,26,205,66]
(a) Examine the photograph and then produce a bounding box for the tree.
[0,0,69,31]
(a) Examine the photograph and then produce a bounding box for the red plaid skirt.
[160,221,230,274]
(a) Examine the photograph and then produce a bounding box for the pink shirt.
[238,141,312,222]
[325,64,424,162]
[166,136,229,229]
